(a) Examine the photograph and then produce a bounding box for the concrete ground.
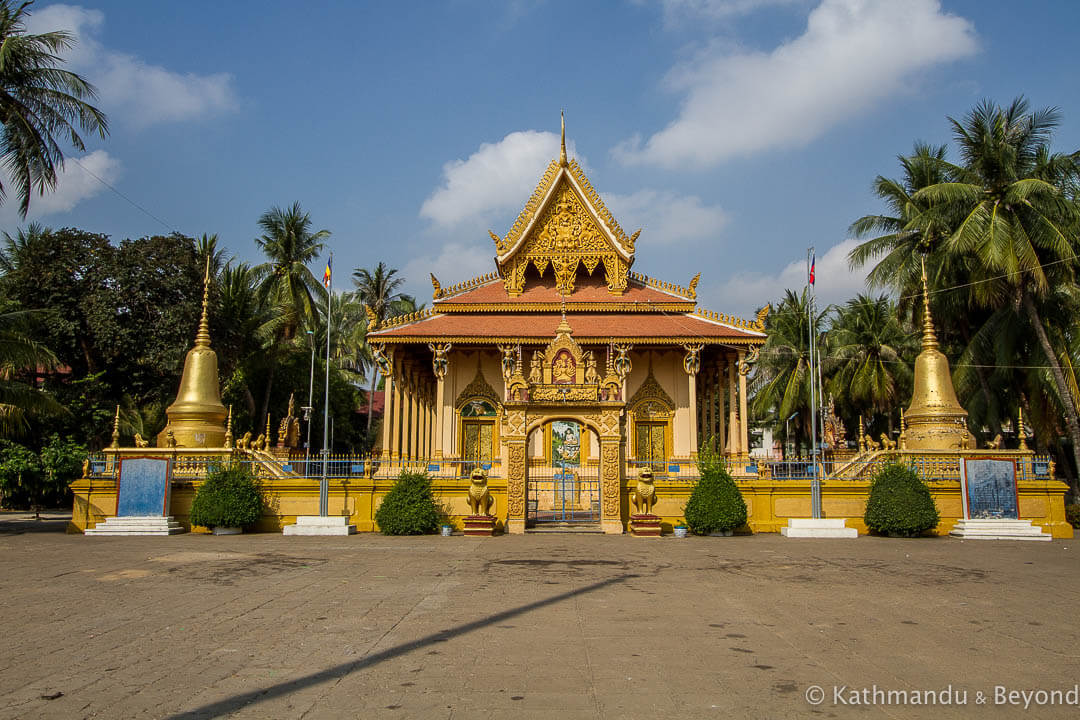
[0,515,1077,719]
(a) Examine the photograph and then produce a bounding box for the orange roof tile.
[369,311,763,343]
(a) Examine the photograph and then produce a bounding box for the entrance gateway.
[526,420,599,525]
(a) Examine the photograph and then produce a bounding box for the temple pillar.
[391,368,403,459]
[599,432,623,534]
[381,364,395,458]
[738,350,749,459]
[419,388,427,458]
[686,368,699,460]
[506,439,526,534]
[716,362,726,455]
[434,376,445,459]
[727,354,738,456]
[407,373,419,459]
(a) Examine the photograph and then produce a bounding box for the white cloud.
[706,237,873,317]
[26,4,237,129]
[420,130,577,228]
[653,0,808,25]
[615,0,977,168]
[401,241,495,304]
[605,189,728,245]
[0,150,120,225]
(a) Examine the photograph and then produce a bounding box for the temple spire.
[195,256,212,348]
[559,110,567,167]
[920,257,938,351]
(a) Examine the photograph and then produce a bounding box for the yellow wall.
[69,473,1071,538]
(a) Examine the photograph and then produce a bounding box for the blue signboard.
[116,457,172,516]
[961,458,1019,520]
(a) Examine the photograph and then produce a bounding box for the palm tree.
[0,0,108,217]
[252,202,330,421]
[826,295,916,431]
[916,98,1080,480]
[751,289,826,456]
[0,301,62,436]
[353,262,406,433]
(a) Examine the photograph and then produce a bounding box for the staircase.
[85,516,185,536]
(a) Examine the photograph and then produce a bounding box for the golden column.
[738,349,749,459]
[391,366,404,459]
[158,260,226,448]
[727,354,738,455]
[380,350,395,459]
[716,361,726,453]
[904,261,975,450]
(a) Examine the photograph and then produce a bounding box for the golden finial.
[920,257,938,351]
[195,255,212,348]
[110,405,121,448]
[224,405,234,448]
[1018,408,1028,451]
[559,110,567,167]
[858,416,865,453]
[265,413,271,444]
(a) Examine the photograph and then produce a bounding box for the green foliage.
[39,434,86,503]
[684,445,747,534]
[0,435,84,511]
[864,462,940,537]
[1066,504,1080,529]
[0,440,40,509]
[189,463,263,529]
[374,471,441,535]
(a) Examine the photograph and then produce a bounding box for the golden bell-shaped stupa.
[904,261,976,450]
[157,261,227,448]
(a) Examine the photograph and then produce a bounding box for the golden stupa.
[157,260,227,448]
[903,261,976,450]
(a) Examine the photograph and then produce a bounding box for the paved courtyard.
[1,514,1077,719]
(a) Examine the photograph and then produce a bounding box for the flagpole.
[807,247,821,519]
[320,252,332,517]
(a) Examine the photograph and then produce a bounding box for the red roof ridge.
[690,306,767,334]
[627,270,700,300]
[430,271,500,300]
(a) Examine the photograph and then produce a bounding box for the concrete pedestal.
[283,516,356,536]
[781,518,858,538]
[85,516,184,536]
[463,515,497,537]
[629,514,662,537]
[949,519,1051,541]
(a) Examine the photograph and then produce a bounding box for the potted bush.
[863,462,939,537]
[683,446,747,536]
[189,463,263,534]
[375,471,441,535]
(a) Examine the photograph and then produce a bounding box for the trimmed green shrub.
[189,463,263,529]
[864,462,939,537]
[375,471,441,535]
[684,445,747,534]
[1066,504,1080,529]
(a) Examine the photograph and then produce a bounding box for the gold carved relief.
[601,443,620,516]
[507,443,526,518]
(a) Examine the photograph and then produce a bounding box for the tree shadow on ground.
[167,573,637,719]
[0,513,70,535]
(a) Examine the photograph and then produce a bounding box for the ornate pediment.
[492,121,637,297]
[627,365,674,418]
[455,357,499,409]
[524,316,603,402]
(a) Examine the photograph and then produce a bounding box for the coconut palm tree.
[0,301,62,435]
[915,98,1080,480]
[751,289,827,456]
[826,295,916,431]
[353,262,406,434]
[0,0,108,217]
[252,202,330,422]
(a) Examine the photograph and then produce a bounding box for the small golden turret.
[158,258,227,448]
[1017,408,1028,452]
[904,260,975,450]
[559,110,567,167]
[110,405,121,449]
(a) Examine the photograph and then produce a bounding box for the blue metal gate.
[526,460,600,524]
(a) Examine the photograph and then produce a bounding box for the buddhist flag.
[809,254,816,286]
[323,254,332,289]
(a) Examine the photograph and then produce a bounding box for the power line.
[68,155,178,234]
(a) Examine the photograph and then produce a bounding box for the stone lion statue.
[879,434,896,451]
[632,467,656,515]
[134,433,149,448]
[467,467,494,516]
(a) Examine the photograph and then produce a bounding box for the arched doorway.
[525,418,600,525]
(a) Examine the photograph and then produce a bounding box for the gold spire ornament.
[110,405,121,449]
[1017,408,1029,451]
[157,257,227,448]
[224,405,234,449]
[559,109,567,167]
[904,259,975,450]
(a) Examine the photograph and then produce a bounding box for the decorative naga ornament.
[158,258,227,448]
[428,342,451,380]
[370,344,392,376]
[904,260,976,450]
[491,114,637,297]
[682,343,703,375]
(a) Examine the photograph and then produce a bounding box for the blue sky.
[6,0,1080,318]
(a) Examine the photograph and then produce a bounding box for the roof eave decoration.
[490,140,638,297]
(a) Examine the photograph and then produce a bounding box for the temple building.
[365,120,767,533]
